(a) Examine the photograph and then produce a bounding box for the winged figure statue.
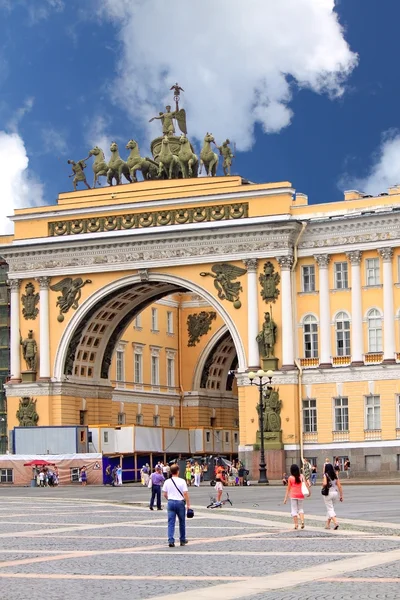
[200,263,247,308]
[50,277,92,322]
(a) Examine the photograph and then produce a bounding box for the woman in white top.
[322,462,343,530]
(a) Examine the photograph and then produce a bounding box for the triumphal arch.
[1,86,306,475]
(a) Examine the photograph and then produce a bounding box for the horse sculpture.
[178,135,198,178]
[200,133,219,177]
[126,139,158,181]
[158,136,180,179]
[107,142,132,185]
[88,146,109,187]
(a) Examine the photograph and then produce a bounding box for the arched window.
[367,309,382,352]
[303,315,318,358]
[335,311,351,356]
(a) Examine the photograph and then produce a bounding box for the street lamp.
[248,368,274,484]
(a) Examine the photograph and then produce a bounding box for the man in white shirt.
[162,464,191,547]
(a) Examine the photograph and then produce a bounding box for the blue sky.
[0,0,399,232]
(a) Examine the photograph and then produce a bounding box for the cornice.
[4,223,301,277]
[5,381,113,398]
[302,364,400,384]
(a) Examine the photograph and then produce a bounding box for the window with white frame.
[303,315,318,358]
[103,431,109,443]
[117,412,126,425]
[233,432,239,444]
[151,355,160,385]
[302,265,316,293]
[365,394,381,430]
[133,349,143,384]
[134,313,142,329]
[169,415,176,427]
[366,258,380,286]
[70,467,80,483]
[136,413,143,425]
[166,311,173,334]
[334,262,349,289]
[302,399,317,433]
[116,349,125,383]
[205,431,211,443]
[367,309,383,352]
[0,468,12,483]
[334,397,349,431]
[153,414,160,427]
[335,312,351,356]
[151,308,158,331]
[225,431,230,443]
[167,357,175,387]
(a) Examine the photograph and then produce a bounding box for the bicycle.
[206,492,233,508]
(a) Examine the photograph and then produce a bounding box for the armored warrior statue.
[20,330,37,371]
[214,139,235,176]
[256,311,277,358]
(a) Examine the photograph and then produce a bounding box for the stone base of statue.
[261,356,279,371]
[240,443,285,481]
[256,430,283,450]
[21,370,37,383]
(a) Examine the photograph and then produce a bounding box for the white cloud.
[7,97,34,133]
[340,131,400,196]
[0,132,44,235]
[97,0,357,151]
[0,0,64,22]
[41,126,68,156]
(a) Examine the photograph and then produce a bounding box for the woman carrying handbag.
[322,462,343,530]
[283,464,309,530]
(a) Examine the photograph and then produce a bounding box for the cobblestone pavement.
[0,490,399,599]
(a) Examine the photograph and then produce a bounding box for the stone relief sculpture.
[50,277,92,322]
[256,311,277,358]
[187,311,217,347]
[257,387,282,432]
[16,396,39,427]
[259,261,280,304]
[20,330,37,371]
[200,262,247,309]
[21,282,39,320]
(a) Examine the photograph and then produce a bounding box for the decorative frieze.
[48,203,249,237]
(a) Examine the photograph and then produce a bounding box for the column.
[9,279,21,382]
[37,277,51,379]
[346,250,363,365]
[378,248,395,363]
[314,254,331,367]
[243,258,259,368]
[277,255,295,369]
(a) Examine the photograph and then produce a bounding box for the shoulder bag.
[321,474,331,496]
[300,475,310,498]
[170,478,194,518]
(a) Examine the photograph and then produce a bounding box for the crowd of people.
[283,457,345,530]
[104,464,123,486]
[36,466,59,487]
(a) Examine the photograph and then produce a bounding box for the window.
[365,394,381,430]
[151,308,158,331]
[117,412,126,425]
[103,431,109,443]
[335,312,351,356]
[134,353,143,383]
[233,432,239,444]
[167,357,175,387]
[366,258,380,286]
[225,431,230,443]
[0,468,12,483]
[151,355,159,385]
[397,396,400,429]
[167,311,173,334]
[334,397,349,431]
[136,414,143,425]
[303,315,318,358]
[302,399,317,433]
[367,309,382,352]
[153,415,160,427]
[116,350,125,383]
[70,468,80,483]
[134,314,142,329]
[205,431,211,443]
[169,416,176,427]
[79,410,87,426]
[334,262,348,289]
[302,265,315,292]
[215,430,221,442]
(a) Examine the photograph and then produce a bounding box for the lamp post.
[248,368,274,485]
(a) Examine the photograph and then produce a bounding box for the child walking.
[283,464,308,530]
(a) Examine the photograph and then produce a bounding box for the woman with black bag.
[322,463,343,530]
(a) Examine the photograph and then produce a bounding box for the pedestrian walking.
[162,463,170,480]
[344,458,351,478]
[149,465,164,511]
[322,463,343,530]
[162,464,191,548]
[105,464,112,486]
[141,464,149,486]
[238,462,245,486]
[283,464,308,530]
[334,457,341,475]
[185,462,192,487]
[194,461,201,487]
[80,466,87,486]
[116,464,123,486]
[311,463,317,485]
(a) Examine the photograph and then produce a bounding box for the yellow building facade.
[2,176,400,477]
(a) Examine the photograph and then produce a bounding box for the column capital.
[346,250,362,266]
[36,276,51,290]
[314,254,330,268]
[377,247,394,262]
[7,279,21,291]
[277,255,294,271]
[243,258,258,272]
